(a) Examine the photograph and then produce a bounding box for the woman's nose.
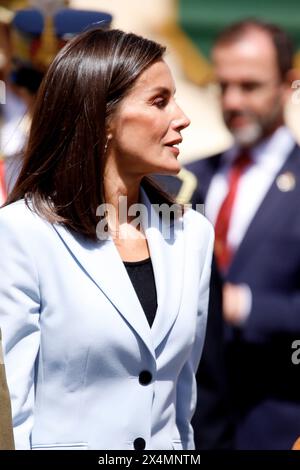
[172,105,191,131]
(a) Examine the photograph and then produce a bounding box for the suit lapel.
[187,153,222,200]
[53,224,155,358]
[229,144,300,278]
[140,189,184,351]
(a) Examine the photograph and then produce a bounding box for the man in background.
[187,19,300,449]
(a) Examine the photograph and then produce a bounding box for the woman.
[0,28,214,450]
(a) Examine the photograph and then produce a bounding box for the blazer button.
[133,437,146,450]
[139,370,152,385]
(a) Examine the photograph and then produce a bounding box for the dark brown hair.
[214,19,294,81]
[7,28,175,239]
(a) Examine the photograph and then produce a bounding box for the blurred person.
[0,5,27,205]
[0,28,214,450]
[1,3,112,197]
[186,19,300,449]
[0,1,38,201]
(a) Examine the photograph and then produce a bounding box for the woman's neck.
[103,173,143,230]
[103,174,149,260]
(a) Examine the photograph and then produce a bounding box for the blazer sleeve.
[0,210,41,449]
[175,221,214,449]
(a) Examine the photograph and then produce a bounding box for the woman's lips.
[166,144,180,157]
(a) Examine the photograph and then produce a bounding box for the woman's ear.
[105,118,114,141]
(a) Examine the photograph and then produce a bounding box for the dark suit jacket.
[186,143,300,449]
[192,258,233,449]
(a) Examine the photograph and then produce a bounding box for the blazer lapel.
[140,190,185,351]
[53,224,155,358]
[229,144,300,278]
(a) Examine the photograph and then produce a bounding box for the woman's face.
[107,60,190,178]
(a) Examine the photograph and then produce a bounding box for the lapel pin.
[276,172,296,192]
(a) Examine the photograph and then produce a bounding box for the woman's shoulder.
[0,199,37,222]
[180,207,214,254]
[0,200,49,238]
[182,207,214,237]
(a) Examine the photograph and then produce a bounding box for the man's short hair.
[213,18,294,80]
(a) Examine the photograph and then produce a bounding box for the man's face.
[213,29,288,147]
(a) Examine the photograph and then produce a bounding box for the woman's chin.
[161,158,182,175]
[155,164,181,176]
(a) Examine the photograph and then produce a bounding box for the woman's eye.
[153,97,167,109]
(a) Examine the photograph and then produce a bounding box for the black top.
[124,257,157,328]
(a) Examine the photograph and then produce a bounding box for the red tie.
[214,151,251,272]
[0,159,6,205]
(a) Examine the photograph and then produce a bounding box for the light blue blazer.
[0,190,213,450]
